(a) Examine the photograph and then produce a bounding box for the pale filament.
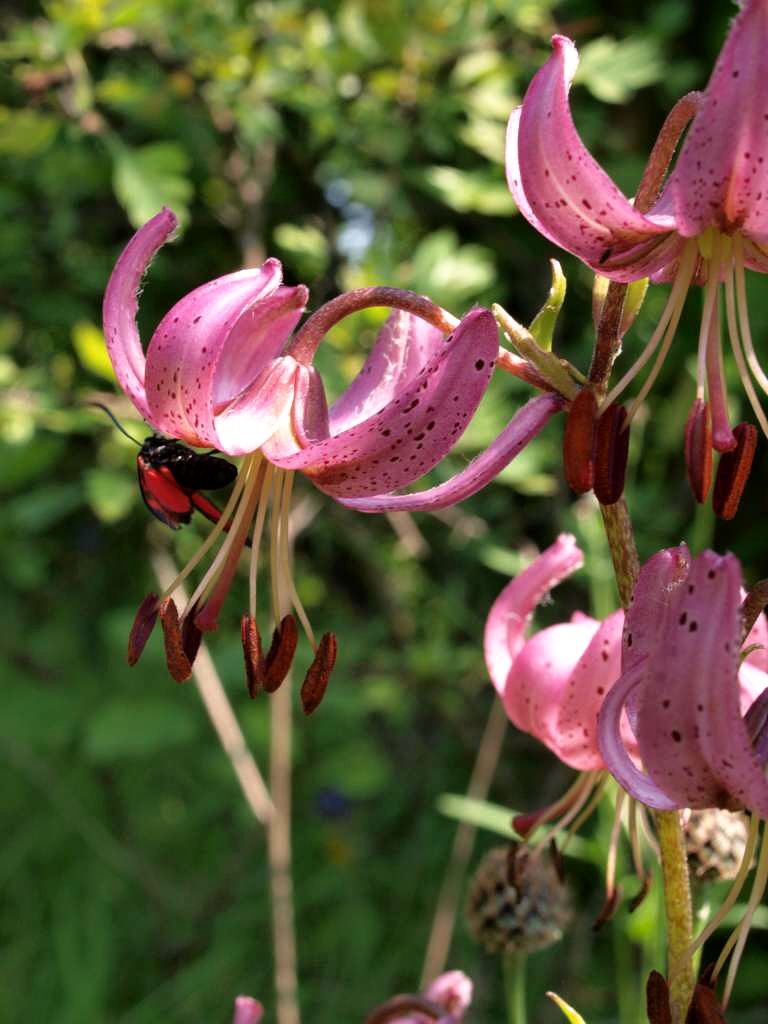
[603,788,627,903]
[695,235,722,402]
[248,463,275,619]
[733,234,768,399]
[704,292,735,451]
[277,471,317,651]
[523,771,599,843]
[602,239,697,413]
[674,811,760,969]
[184,453,265,618]
[559,774,610,854]
[159,461,249,602]
[723,257,768,437]
[717,821,768,1008]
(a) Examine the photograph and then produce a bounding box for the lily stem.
[502,951,527,1024]
[598,496,694,1021]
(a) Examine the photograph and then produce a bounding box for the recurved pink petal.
[597,660,678,810]
[261,363,330,460]
[511,36,671,274]
[555,609,628,770]
[232,996,264,1024]
[666,0,768,241]
[744,610,768,673]
[329,311,445,433]
[214,356,302,456]
[336,392,563,512]
[268,309,497,497]
[483,533,583,697]
[102,207,178,420]
[144,265,306,451]
[638,548,757,811]
[424,971,473,1021]
[502,618,598,749]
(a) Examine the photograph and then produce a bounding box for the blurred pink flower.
[366,970,472,1023]
[507,0,768,503]
[232,996,263,1024]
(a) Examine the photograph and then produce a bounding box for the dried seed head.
[241,614,265,698]
[158,597,193,682]
[683,808,750,882]
[563,388,597,494]
[465,843,571,954]
[264,614,298,692]
[128,592,159,666]
[713,421,757,521]
[684,399,713,503]
[594,403,630,505]
[301,632,338,716]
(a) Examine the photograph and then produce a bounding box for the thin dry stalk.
[151,549,274,824]
[419,698,508,987]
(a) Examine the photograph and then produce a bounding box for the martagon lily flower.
[596,544,768,1006]
[104,209,562,707]
[485,534,768,925]
[507,0,768,515]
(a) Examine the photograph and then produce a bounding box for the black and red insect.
[92,404,237,530]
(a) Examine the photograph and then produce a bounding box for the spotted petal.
[145,273,307,452]
[102,207,178,420]
[508,36,673,279]
[666,0,768,244]
[338,392,562,512]
[267,309,498,497]
[484,533,583,697]
[329,311,445,433]
[232,997,264,1024]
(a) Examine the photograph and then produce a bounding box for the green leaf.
[0,107,58,157]
[71,321,116,382]
[110,140,193,229]
[547,992,589,1024]
[83,696,202,762]
[83,468,136,524]
[420,166,516,215]
[576,36,664,104]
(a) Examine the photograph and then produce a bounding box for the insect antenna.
[87,402,142,446]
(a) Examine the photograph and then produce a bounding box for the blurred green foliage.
[1,1,767,1021]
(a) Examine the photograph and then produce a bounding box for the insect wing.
[165,448,238,492]
[137,456,194,529]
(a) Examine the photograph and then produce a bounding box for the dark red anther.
[512,810,543,838]
[684,399,713,503]
[646,971,672,1024]
[628,872,651,912]
[594,402,630,505]
[592,883,622,931]
[713,421,757,521]
[300,632,338,716]
[128,592,159,666]
[685,979,728,1024]
[181,605,203,666]
[563,387,597,494]
[158,597,193,682]
[264,614,298,692]
[241,614,266,698]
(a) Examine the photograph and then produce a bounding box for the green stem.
[598,497,695,1022]
[655,811,695,1023]
[503,951,527,1024]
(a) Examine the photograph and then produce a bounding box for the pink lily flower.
[104,209,561,703]
[597,544,768,1005]
[484,533,634,772]
[365,970,472,1024]
[597,545,768,815]
[507,0,768,511]
[232,996,263,1024]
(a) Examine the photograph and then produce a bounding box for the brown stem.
[589,92,702,393]
[599,499,640,608]
[287,287,458,364]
